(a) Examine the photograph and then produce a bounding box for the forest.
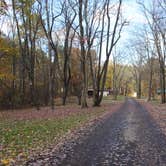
[0,0,165,110]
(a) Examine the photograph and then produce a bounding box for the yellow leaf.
[1,159,10,165]
[1,159,15,166]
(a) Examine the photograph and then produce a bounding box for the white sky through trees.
[0,0,150,64]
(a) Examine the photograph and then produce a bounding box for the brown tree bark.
[78,0,88,108]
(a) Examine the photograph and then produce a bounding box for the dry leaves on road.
[140,101,166,136]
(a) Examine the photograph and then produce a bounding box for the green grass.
[150,98,161,105]
[116,95,125,101]
[0,108,106,165]
[102,95,125,102]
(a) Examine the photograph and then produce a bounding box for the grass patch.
[0,107,106,165]
[102,95,125,102]
[116,95,125,101]
[150,99,161,105]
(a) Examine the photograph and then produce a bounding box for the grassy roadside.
[102,95,125,103]
[140,99,166,138]
[148,99,166,109]
[0,105,113,165]
[149,99,161,105]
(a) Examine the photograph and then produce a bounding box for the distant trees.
[136,0,166,103]
[2,0,165,110]
[106,62,133,99]
[129,31,157,100]
[12,0,41,106]
[131,40,146,99]
[0,36,17,108]
[112,50,126,100]
[0,0,126,110]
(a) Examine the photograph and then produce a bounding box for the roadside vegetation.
[0,101,119,165]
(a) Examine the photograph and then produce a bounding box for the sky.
[121,0,147,40]
[111,0,149,64]
[119,1,148,45]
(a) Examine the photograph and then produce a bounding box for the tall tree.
[112,50,126,100]
[12,0,41,106]
[60,0,77,105]
[138,0,166,103]
[37,0,64,109]
[77,0,88,108]
[92,0,126,106]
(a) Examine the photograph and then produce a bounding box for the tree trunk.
[113,88,118,100]
[93,59,109,106]
[81,58,88,108]
[77,95,81,105]
[147,67,153,101]
[62,36,69,105]
[137,74,141,99]
[79,0,88,108]
[62,86,68,105]
[93,91,101,107]
[161,65,166,103]
[51,71,55,110]
[11,54,16,109]
[124,83,128,97]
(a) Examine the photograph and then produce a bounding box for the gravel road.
[27,99,166,166]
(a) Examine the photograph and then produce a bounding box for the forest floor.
[0,98,122,166]
[143,100,166,136]
[26,99,166,166]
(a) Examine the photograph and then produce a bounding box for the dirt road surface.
[27,99,166,166]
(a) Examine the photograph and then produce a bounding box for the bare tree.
[138,0,166,103]
[73,0,102,108]
[12,0,41,106]
[60,0,77,105]
[130,27,156,100]
[92,0,126,106]
[77,0,88,108]
[37,0,64,109]
[68,0,125,107]
[143,29,155,101]
[112,50,126,100]
[132,44,146,99]
[12,0,26,103]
